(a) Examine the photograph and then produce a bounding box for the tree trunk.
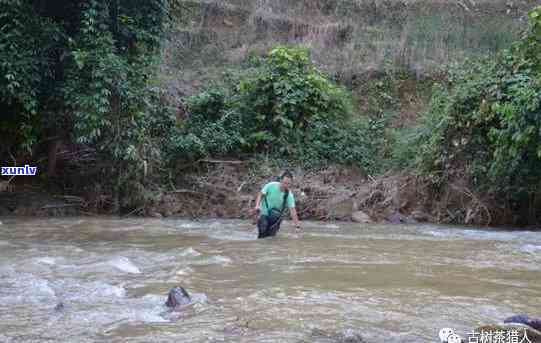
[47,139,60,177]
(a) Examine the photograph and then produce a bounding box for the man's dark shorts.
[257,215,282,239]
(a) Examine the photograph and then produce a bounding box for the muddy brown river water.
[0,217,540,342]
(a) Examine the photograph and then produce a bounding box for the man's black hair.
[280,170,293,180]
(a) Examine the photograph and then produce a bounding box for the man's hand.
[294,223,301,232]
[251,207,260,225]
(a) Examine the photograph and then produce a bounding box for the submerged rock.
[54,302,65,312]
[351,211,372,224]
[386,211,416,224]
[411,210,432,222]
[165,286,191,308]
[306,328,366,343]
[148,211,163,218]
[504,314,541,332]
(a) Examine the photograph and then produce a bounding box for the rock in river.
[165,286,191,308]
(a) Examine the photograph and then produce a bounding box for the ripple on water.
[190,255,232,266]
[323,224,340,229]
[87,281,126,298]
[0,276,56,305]
[200,228,255,241]
[30,278,56,298]
[177,247,201,257]
[520,244,541,254]
[174,220,256,241]
[52,279,126,303]
[178,222,203,229]
[107,256,141,274]
[422,227,541,244]
[0,264,15,276]
[308,233,357,240]
[36,256,57,265]
[3,218,541,343]
[176,266,194,275]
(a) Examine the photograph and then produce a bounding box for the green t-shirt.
[259,181,295,216]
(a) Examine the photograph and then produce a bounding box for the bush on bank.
[169,46,386,173]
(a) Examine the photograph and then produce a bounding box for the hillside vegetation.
[162,0,535,97]
[1,0,541,225]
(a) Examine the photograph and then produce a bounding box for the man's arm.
[254,192,264,214]
[290,207,301,230]
[255,182,271,215]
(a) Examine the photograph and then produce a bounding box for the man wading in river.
[254,171,301,238]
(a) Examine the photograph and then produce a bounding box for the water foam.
[89,281,126,298]
[176,267,194,275]
[178,247,201,257]
[191,255,232,266]
[1,277,57,304]
[107,256,141,274]
[36,257,56,265]
[520,244,541,254]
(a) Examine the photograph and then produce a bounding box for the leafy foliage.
[0,0,172,211]
[403,6,541,204]
[0,0,64,153]
[294,117,387,172]
[170,46,382,172]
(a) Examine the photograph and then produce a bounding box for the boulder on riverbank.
[351,211,372,224]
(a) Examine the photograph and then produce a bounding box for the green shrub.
[387,125,424,171]
[295,117,386,173]
[170,46,382,171]
[0,0,172,212]
[408,5,541,199]
[0,0,63,153]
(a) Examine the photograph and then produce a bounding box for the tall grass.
[164,0,529,90]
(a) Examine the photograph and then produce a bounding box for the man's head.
[279,170,293,191]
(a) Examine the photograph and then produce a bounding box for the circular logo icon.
[439,328,462,343]
[447,333,462,343]
[439,328,454,342]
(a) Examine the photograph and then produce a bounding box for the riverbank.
[0,160,528,228]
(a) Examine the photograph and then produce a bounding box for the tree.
[0,0,173,212]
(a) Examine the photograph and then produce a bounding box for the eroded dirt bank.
[0,161,525,227]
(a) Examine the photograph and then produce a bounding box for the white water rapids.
[0,217,540,342]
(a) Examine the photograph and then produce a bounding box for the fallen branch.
[197,181,231,195]
[200,159,244,164]
[41,203,79,209]
[237,181,246,192]
[450,184,492,225]
[55,195,85,203]
[122,206,144,217]
[168,189,206,196]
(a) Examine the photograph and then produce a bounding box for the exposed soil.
[1,160,523,228]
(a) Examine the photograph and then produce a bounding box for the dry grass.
[162,0,531,99]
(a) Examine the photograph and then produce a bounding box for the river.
[0,217,540,342]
